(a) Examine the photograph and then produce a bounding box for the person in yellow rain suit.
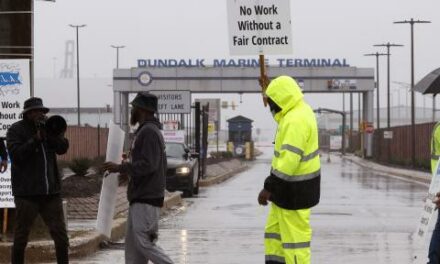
[258,76,321,264]
[427,123,440,264]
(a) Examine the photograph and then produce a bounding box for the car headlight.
[176,167,190,175]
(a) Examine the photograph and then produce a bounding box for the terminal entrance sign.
[227,0,292,55]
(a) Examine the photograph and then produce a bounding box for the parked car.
[165,142,199,197]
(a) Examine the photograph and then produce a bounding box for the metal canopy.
[113,67,374,94]
[414,68,440,95]
[113,65,375,158]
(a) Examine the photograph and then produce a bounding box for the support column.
[121,92,130,148]
[363,91,374,157]
[350,93,353,151]
[113,91,121,126]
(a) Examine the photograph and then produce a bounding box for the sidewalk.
[343,154,431,184]
[0,190,182,263]
[0,159,249,263]
[199,159,249,187]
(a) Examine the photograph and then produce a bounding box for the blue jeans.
[428,211,440,264]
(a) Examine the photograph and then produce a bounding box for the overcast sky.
[32,0,440,130]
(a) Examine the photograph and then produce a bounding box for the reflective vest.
[431,123,440,175]
[264,76,321,210]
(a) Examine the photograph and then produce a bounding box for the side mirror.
[184,148,190,153]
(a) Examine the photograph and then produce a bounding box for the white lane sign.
[150,90,191,114]
[227,0,293,55]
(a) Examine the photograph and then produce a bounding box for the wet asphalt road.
[71,148,430,264]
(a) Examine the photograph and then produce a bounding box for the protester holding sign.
[6,97,69,264]
[258,76,320,264]
[102,92,173,264]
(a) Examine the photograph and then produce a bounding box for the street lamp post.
[364,52,387,130]
[110,45,125,69]
[394,18,431,167]
[69,24,86,126]
[373,43,404,129]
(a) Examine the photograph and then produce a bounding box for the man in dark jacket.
[103,92,173,264]
[6,97,69,264]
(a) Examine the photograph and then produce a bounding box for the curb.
[199,165,249,187]
[0,192,182,263]
[343,155,431,184]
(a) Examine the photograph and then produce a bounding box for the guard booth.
[227,115,254,159]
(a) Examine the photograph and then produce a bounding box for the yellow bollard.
[245,142,251,160]
[227,142,234,153]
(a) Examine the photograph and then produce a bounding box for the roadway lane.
[72,149,429,263]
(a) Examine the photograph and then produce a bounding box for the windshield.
[165,142,186,159]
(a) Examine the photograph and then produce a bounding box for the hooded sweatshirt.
[264,76,321,210]
[120,117,166,207]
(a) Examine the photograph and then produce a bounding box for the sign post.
[2,208,7,237]
[227,0,293,106]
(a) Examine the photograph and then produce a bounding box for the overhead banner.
[227,0,293,55]
[0,59,31,137]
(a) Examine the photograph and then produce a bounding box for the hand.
[433,192,440,209]
[118,172,129,186]
[34,129,46,142]
[259,75,270,89]
[258,189,271,206]
[101,162,121,174]
[0,160,7,173]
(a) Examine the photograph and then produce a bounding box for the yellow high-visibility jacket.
[264,76,321,210]
[431,123,440,175]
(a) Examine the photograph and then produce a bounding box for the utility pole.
[364,52,387,130]
[374,43,404,130]
[349,92,353,151]
[394,18,431,167]
[69,24,86,126]
[110,45,125,69]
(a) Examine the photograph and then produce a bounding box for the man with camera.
[6,97,69,264]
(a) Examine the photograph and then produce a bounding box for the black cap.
[130,92,158,113]
[22,97,49,115]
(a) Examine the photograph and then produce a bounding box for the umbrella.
[414,67,440,95]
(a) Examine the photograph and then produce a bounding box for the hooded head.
[265,76,304,122]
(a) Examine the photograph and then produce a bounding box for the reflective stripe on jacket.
[264,76,321,210]
[431,123,440,175]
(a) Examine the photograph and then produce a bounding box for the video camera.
[35,115,67,137]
